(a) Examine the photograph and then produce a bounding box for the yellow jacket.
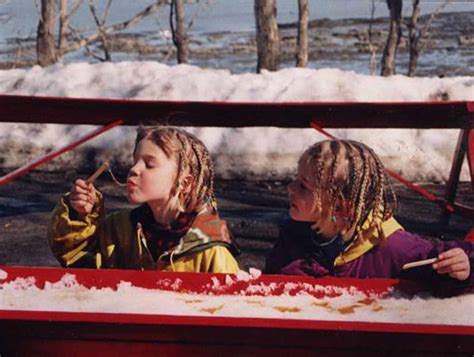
[48,193,240,274]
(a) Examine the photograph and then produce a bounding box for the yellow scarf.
[333,215,404,266]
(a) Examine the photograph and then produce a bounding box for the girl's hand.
[433,248,471,281]
[69,179,96,218]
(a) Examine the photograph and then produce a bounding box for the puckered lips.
[127,180,138,191]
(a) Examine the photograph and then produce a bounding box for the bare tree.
[367,0,377,75]
[36,0,168,66]
[88,0,113,61]
[407,0,451,77]
[57,0,68,56]
[37,0,57,66]
[170,0,188,64]
[295,0,308,68]
[381,0,402,76]
[254,0,280,73]
[56,0,83,60]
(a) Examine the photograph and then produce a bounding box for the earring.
[331,215,337,223]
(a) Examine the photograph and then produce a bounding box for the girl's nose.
[128,163,139,177]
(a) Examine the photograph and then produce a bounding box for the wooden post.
[468,129,474,191]
[440,129,469,225]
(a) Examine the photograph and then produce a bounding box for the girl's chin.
[127,193,143,204]
[289,209,314,223]
[289,208,300,220]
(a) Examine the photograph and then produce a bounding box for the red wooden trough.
[0,266,472,356]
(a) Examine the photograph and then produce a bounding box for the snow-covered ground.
[1,62,473,181]
[1,269,473,325]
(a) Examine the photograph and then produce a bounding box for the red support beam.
[0,95,473,128]
[0,120,123,186]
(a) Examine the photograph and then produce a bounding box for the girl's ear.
[179,174,194,194]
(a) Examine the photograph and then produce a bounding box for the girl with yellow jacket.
[48,126,240,273]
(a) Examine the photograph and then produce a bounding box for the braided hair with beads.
[300,139,397,243]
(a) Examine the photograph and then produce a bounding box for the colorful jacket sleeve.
[47,192,107,268]
[387,231,474,296]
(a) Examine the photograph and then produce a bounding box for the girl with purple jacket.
[265,140,473,295]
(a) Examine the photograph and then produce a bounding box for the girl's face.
[287,160,319,222]
[127,138,178,209]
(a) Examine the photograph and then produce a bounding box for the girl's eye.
[145,162,156,169]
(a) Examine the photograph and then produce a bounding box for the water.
[2,0,473,41]
[0,0,473,74]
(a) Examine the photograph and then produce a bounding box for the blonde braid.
[190,140,205,207]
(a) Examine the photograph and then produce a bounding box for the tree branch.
[419,0,451,52]
[64,0,167,53]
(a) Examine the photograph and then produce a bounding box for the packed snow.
[0,62,473,181]
[0,270,473,326]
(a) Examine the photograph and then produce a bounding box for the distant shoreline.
[1,11,472,76]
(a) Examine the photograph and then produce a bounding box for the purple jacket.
[265,219,474,296]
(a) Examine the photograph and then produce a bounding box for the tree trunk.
[172,0,188,64]
[368,0,377,75]
[295,0,308,67]
[381,0,402,76]
[254,0,280,73]
[57,0,68,60]
[407,0,420,77]
[37,0,57,66]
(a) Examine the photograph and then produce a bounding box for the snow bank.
[0,62,473,181]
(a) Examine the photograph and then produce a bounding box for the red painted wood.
[0,94,472,128]
[0,119,123,186]
[1,266,472,355]
[1,322,472,356]
[466,229,474,242]
[0,266,471,336]
[0,266,400,296]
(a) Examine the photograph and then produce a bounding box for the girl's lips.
[127,181,137,189]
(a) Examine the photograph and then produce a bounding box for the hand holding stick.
[86,161,109,184]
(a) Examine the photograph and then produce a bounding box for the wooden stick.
[402,258,438,270]
[86,162,109,184]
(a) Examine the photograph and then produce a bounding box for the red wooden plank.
[0,266,472,336]
[0,266,400,296]
[1,318,472,355]
[1,266,473,355]
[0,94,472,128]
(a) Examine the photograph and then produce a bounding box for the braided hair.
[300,139,397,241]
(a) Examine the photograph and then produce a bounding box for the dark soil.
[0,171,472,271]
